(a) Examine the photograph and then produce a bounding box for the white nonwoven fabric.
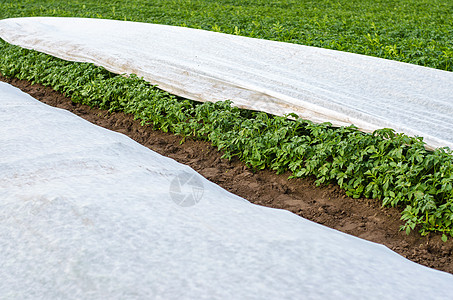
[1,83,453,299]
[0,17,452,150]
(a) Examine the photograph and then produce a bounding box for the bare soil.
[2,74,452,274]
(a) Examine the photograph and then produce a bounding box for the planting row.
[1,40,453,240]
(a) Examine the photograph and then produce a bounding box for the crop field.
[0,0,452,241]
[1,0,452,71]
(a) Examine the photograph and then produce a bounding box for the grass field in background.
[1,0,452,71]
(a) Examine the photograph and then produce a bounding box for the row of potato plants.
[1,40,453,240]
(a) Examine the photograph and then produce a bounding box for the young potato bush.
[1,40,452,240]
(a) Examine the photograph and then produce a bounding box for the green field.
[1,1,453,238]
[1,0,452,71]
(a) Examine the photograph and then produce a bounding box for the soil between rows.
[2,74,452,274]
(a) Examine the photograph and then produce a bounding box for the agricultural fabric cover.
[0,17,452,150]
[1,84,453,299]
